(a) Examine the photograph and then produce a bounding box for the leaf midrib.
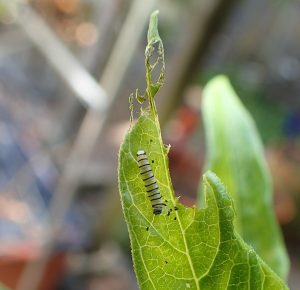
[152,112,200,290]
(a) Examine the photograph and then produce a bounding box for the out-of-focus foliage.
[200,75,290,280]
[0,283,10,290]
[198,72,286,143]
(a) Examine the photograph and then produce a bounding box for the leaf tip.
[203,170,235,212]
[151,9,159,18]
[147,10,161,44]
[206,74,230,88]
[203,75,236,102]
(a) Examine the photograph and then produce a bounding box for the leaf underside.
[118,11,288,290]
[200,76,289,280]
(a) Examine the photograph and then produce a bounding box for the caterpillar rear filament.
[136,150,166,215]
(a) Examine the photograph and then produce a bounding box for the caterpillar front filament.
[136,150,166,215]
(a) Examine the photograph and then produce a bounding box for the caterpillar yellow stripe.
[136,150,166,215]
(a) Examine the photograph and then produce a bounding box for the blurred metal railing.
[10,2,108,113]
[2,0,236,289]
[3,0,157,289]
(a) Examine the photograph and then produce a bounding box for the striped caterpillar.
[136,150,166,215]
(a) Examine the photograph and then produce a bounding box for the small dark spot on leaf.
[152,160,154,163]
[170,209,172,212]
[146,227,149,231]
[174,207,178,211]
[150,139,153,142]
[165,200,168,203]
[167,211,170,216]
[165,260,168,264]
[174,217,177,221]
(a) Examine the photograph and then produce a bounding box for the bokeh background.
[0,0,299,289]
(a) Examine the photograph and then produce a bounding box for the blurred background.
[0,0,299,289]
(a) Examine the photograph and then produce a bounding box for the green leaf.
[119,149,288,289]
[136,10,165,105]
[118,12,288,290]
[200,75,290,280]
[0,283,10,290]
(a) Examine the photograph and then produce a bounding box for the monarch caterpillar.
[137,150,166,215]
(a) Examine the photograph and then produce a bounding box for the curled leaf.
[200,76,290,280]
[136,10,165,105]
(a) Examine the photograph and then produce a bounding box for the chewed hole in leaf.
[148,42,162,66]
[151,62,163,84]
[146,41,165,91]
[118,10,289,290]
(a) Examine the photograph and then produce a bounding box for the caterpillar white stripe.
[137,150,166,215]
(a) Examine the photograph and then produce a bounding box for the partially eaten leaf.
[118,11,288,290]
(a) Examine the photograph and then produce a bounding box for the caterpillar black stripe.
[137,150,166,215]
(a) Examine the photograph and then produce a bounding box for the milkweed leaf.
[200,75,290,280]
[135,10,165,105]
[118,11,288,290]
